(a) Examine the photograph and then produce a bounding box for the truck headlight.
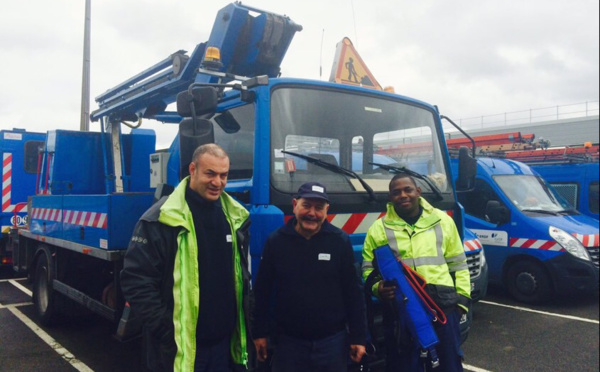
[549,226,591,261]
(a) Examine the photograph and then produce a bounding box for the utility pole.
[79,0,91,131]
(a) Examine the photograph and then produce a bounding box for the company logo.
[10,215,27,226]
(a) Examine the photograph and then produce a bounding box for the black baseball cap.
[296,182,330,202]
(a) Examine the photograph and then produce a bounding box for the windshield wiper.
[520,209,561,216]
[282,150,376,201]
[369,162,443,202]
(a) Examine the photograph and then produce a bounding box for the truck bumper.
[546,254,599,295]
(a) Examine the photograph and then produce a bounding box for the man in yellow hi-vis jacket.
[362,173,470,372]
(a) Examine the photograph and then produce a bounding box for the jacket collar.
[383,197,440,230]
[159,176,249,230]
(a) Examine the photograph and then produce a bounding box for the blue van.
[451,157,599,303]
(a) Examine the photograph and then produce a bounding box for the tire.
[33,251,58,326]
[506,261,552,304]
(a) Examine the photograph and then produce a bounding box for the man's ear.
[188,161,196,177]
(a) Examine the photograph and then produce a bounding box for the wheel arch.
[502,254,555,291]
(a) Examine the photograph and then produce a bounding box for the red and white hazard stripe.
[328,212,386,234]
[510,238,563,252]
[572,233,600,247]
[31,208,107,229]
[464,238,482,252]
[285,212,386,234]
[31,208,62,222]
[287,210,459,235]
[2,153,27,213]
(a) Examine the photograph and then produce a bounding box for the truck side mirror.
[176,87,218,117]
[485,200,510,225]
[457,146,477,191]
[179,118,215,180]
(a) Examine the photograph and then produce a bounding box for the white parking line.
[6,305,94,372]
[8,278,32,296]
[0,301,32,308]
[480,300,599,324]
[463,363,493,372]
[2,278,95,371]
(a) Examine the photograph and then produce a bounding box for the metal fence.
[454,101,599,130]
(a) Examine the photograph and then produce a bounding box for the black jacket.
[252,218,366,345]
[120,197,251,372]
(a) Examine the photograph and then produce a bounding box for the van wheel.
[33,250,58,326]
[506,261,552,304]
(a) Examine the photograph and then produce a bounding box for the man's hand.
[377,280,397,301]
[253,338,268,362]
[350,344,366,363]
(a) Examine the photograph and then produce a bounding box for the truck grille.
[466,251,482,279]
[588,246,599,267]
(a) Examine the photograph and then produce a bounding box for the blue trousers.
[383,307,464,372]
[194,337,231,372]
[272,330,348,372]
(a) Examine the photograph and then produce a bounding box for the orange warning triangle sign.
[329,37,382,90]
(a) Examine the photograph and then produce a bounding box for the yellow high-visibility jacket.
[362,197,471,310]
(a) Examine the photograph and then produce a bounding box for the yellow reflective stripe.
[434,224,444,257]
[445,252,467,263]
[448,262,468,272]
[384,224,446,268]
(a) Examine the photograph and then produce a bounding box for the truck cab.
[0,129,45,266]
[452,157,599,303]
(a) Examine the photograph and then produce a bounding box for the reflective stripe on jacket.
[362,197,471,305]
[158,177,250,371]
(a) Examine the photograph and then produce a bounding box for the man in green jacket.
[362,173,470,372]
[121,144,251,372]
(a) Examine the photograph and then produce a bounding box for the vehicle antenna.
[320,28,325,79]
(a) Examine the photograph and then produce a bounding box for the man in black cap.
[251,182,367,372]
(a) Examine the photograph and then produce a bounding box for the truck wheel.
[506,261,552,304]
[33,251,58,326]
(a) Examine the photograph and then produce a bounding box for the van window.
[590,181,599,214]
[495,175,573,213]
[458,178,505,220]
[24,140,44,174]
[548,182,579,208]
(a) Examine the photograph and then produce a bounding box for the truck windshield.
[494,175,575,214]
[270,87,450,197]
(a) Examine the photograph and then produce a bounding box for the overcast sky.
[1,0,598,148]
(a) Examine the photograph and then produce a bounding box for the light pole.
[80,0,91,131]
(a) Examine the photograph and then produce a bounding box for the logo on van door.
[471,229,508,246]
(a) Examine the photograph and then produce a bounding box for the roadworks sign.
[329,37,382,90]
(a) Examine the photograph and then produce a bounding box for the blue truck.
[9,2,486,367]
[0,129,45,267]
[451,157,599,304]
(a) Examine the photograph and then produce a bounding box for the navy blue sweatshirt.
[252,218,366,345]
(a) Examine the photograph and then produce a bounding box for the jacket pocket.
[425,284,459,311]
